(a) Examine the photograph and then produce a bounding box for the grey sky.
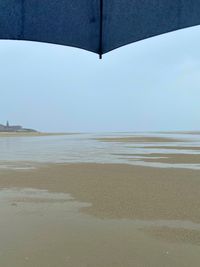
[0,26,200,132]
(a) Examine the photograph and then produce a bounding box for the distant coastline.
[0,132,75,137]
[0,121,37,133]
[0,121,77,137]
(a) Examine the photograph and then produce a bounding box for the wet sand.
[137,153,200,164]
[156,131,200,135]
[96,136,184,143]
[131,146,200,151]
[117,153,200,164]
[0,163,200,266]
[0,132,75,137]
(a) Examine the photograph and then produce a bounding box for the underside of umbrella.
[0,0,200,58]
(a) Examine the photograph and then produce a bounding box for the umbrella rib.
[99,0,103,59]
[20,0,25,39]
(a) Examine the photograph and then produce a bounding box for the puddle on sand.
[0,188,90,214]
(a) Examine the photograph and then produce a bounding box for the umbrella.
[0,0,200,58]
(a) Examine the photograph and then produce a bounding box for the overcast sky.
[0,25,200,132]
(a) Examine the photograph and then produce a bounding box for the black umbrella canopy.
[0,0,200,58]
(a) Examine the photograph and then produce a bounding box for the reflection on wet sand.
[1,133,200,266]
[0,180,200,267]
[1,132,200,169]
[96,133,200,168]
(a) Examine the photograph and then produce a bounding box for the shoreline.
[0,132,78,137]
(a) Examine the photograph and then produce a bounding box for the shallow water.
[1,133,200,266]
[0,132,200,169]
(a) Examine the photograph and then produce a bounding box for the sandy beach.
[0,163,200,266]
[0,132,75,137]
[95,136,184,143]
[0,133,200,266]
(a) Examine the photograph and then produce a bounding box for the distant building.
[0,121,37,132]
